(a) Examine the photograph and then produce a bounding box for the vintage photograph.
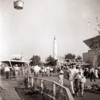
[0,0,100,100]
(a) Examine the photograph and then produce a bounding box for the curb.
[85,89,100,94]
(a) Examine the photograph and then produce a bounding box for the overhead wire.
[1,0,13,14]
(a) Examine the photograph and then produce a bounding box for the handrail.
[28,76,74,100]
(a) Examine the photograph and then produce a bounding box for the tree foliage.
[30,55,41,66]
[65,53,76,60]
[46,55,57,66]
[76,55,82,60]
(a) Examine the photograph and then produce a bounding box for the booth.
[0,59,30,79]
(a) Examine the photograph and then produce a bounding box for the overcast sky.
[0,0,100,61]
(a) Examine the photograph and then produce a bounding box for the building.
[83,35,100,67]
[83,50,96,63]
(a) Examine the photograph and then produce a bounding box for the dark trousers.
[5,71,10,79]
[1,69,4,76]
[85,72,89,78]
[42,72,44,77]
[0,69,1,75]
[98,73,100,79]
[90,72,96,81]
[75,79,80,94]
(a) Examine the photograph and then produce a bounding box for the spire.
[54,35,56,40]
[53,35,57,60]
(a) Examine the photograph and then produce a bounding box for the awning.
[0,59,30,63]
[83,35,100,49]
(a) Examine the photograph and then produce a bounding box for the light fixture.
[14,0,24,10]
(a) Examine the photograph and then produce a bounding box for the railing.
[28,76,74,100]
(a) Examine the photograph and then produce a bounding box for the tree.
[72,54,76,59]
[46,55,57,66]
[30,55,41,66]
[65,53,76,60]
[76,55,82,61]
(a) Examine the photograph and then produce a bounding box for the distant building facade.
[83,50,96,63]
[83,35,100,67]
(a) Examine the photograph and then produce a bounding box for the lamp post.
[13,0,24,10]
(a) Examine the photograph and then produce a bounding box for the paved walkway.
[0,75,21,100]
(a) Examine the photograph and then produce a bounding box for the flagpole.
[87,19,90,38]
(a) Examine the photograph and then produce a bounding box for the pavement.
[0,75,21,100]
[0,73,100,100]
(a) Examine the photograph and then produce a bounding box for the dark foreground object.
[15,88,53,100]
[15,88,42,100]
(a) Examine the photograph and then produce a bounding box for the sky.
[0,0,100,61]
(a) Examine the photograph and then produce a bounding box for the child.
[58,69,64,86]
[75,71,82,96]
[80,75,86,97]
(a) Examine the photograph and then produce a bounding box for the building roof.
[0,59,30,63]
[83,35,100,49]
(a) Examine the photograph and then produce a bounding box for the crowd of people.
[58,63,100,97]
[0,64,20,79]
[0,62,100,97]
[30,63,87,97]
[64,64,86,97]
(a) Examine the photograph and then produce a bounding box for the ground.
[0,73,100,100]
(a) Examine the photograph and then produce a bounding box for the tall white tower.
[53,36,57,60]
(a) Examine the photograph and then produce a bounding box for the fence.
[28,76,74,100]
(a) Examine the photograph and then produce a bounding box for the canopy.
[0,59,30,67]
[83,35,100,49]
[0,59,30,63]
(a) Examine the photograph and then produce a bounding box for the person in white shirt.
[58,69,64,86]
[4,64,10,79]
[80,75,86,97]
[68,64,79,96]
[90,67,95,81]
[33,65,41,77]
[46,66,50,76]
[14,64,19,77]
[75,71,81,96]
[94,68,98,79]
[78,67,84,76]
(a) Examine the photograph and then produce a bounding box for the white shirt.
[69,68,78,81]
[14,66,19,71]
[94,69,98,74]
[79,68,84,76]
[50,68,53,71]
[4,66,10,72]
[81,76,86,83]
[46,67,50,70]
[75,74,81,79]
[94,69,98,78]
[59,74,64,81]
[34,65,41,72]
[90,68,94,73]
